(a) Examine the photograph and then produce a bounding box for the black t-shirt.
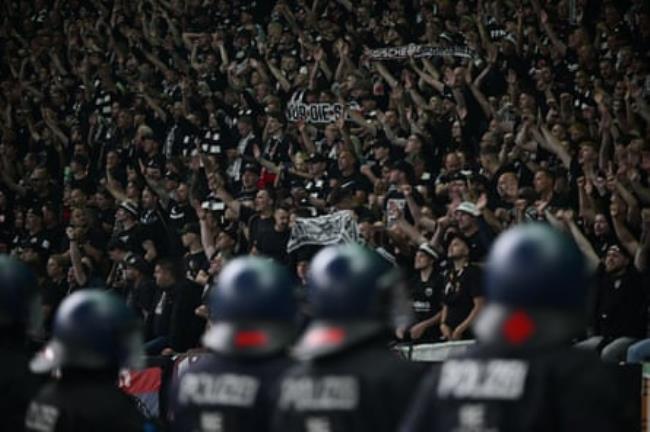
[464,229,490,263]
[408,270,443,323]
[114,224,151,257]
[184,250,209,280]
[592,265,647,339]
[127,277,157,321]
[402,346,635,432]
[140,208,169,257]
[273,340,426,432]
[338,172,373,197]
[240,206,274,251]
[168,201,198,237]
[169,280,206,352]
[254,227,290,265]
[0,342,41,432]
[42,278,70,334]
[25,372,147,432]
[442,264,483,334]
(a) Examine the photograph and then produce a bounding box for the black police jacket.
[0,339,41,432]
[401,344,634,432]
[272,338,426,432]
[25,369,148,432]
[169,351,294,432]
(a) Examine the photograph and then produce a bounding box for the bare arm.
[68,231,88,287]
[198,209,216,259]
[566,217,600,271]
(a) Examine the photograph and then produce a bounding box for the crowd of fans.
[1,0,649,359]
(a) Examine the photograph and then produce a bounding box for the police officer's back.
[169,256,297,432]
[401,224,632,432]
[26,290,149,432]
[0,256,41,431]
[273,244,425,432]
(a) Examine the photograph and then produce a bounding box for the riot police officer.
[273,243,425,432]
[401,223,634,431]
[169,256,298,432]
[26,290,149,432]
[0,255,41,431]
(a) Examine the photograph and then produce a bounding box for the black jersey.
[273,338,426,432]
[170,352,294,432]
[25,369,148,432]
[401,344,635,432]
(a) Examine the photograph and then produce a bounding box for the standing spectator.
[113,201,157,262]
[454,201,494,262]
[123,254,157,321]
[398,243,443,342]
[151,259,204,355]
[41,255,69,337]
[401,225,634,431]
[439,235,485,341]
[577,244,646,362]
[180,222,209,282]
[170,256,298,432]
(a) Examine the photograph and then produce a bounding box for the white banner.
[287,210,359,253]
[285,102,360,123]
[366,44,476,61]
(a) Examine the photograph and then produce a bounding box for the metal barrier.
[393,340,476,362]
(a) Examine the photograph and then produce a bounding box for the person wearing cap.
[303,152,330,211]
[123,254,157,322]
[235,162,260,205]
[169,256,297,432]
[385,160,424,226]
[574,242,646,362]
[26,290,149,432]
[113,200,158,262]
[148,258,205,355]
[273,244,425,432]
[401,224,634,431]
[180,222,209,282]
[397,243,444,342]
[20,206,52,261]
[140,186,169,257]
[454,201,494,262]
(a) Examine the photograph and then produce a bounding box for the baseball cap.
[181,223,201,236]
[456,201,480,217]
[418,243,439,259]
[119,201,139,218]
[124,254,150,274]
